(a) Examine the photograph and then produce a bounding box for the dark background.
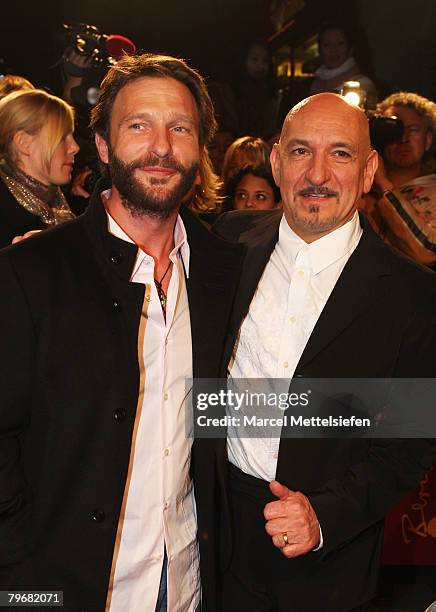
[2,0,435,100]
[1,0,269,93]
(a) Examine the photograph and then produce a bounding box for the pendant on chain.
[154,260,172,321]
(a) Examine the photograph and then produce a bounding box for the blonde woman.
[0,89,79,247]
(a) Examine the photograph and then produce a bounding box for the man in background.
[361,91,436,267]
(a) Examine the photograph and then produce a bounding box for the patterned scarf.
[0,161,74,226]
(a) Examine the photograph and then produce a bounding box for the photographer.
[60,24,136,211]
[361,92,436,268]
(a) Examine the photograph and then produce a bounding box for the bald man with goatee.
[214,94,436,612]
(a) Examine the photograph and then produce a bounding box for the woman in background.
[221,136,271,188]
[0,89,78,247]
[223,163,281,212]
[310,22,377,107]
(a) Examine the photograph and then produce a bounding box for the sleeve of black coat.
[0,252,35,569]
[308,271,436,557]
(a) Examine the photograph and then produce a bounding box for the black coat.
[0,178,47,248]
[214,210,436,611]
[0,186,244,611]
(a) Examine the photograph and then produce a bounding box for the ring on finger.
[282,532,288,546]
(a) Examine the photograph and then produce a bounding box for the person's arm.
[266,282,436,558]
[0,254,35,574]
[308,288,436,556]
[62,49,94,103]
[372,157,436,264]
[307,439,434,557]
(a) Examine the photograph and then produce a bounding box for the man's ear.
[363,147,379,194]
[12,130,33,157]
[270,143,281,187]
[95,133,109,164]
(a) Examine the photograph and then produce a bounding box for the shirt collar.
[278,210,362,275]
[103,189,190,278]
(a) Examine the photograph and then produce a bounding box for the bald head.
[281,93,371,153]
[270,92,378,242]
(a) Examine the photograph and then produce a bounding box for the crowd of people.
[0,18,435,612]
[1,22,434,264]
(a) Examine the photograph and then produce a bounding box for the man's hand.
[264,480,320,558]
[62,49,94,103]
[71,167,92,198]
[65,49,94,71]
[12,230,42,244]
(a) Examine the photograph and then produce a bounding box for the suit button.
[113,299,121,310]
[91,509,106,523]
[114,409,127,423]
[110,252,123,265]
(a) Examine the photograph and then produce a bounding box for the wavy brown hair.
[221,136,271,187]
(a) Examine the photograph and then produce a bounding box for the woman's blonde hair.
[0,74,34,100]
[0,89,74,171]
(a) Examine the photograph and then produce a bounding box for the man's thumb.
[270,479,291,500]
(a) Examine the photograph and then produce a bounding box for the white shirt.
[228,211,362,482]
[105,209,199,612]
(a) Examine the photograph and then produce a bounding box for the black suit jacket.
[0,186,244,611]
[214,210,436,611]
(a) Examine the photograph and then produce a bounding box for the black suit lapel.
[296,217,392,373]
[223,213,281,368]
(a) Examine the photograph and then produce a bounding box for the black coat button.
[113,299,121,310]
[110,252,123,265]
[114,409,127,423]
[91,509,106,523]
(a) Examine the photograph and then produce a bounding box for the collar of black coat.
[83,178,245,284]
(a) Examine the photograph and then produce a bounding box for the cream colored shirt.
[228,211,362,482]
[105,208,199,612]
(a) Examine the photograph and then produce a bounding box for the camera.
[367,112,404,152]
[340,82,404,152]
[62,23,113,69]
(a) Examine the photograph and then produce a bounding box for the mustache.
[297,185,338,197]
[128,153,186,174]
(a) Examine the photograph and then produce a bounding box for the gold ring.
[282,533,288,546]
